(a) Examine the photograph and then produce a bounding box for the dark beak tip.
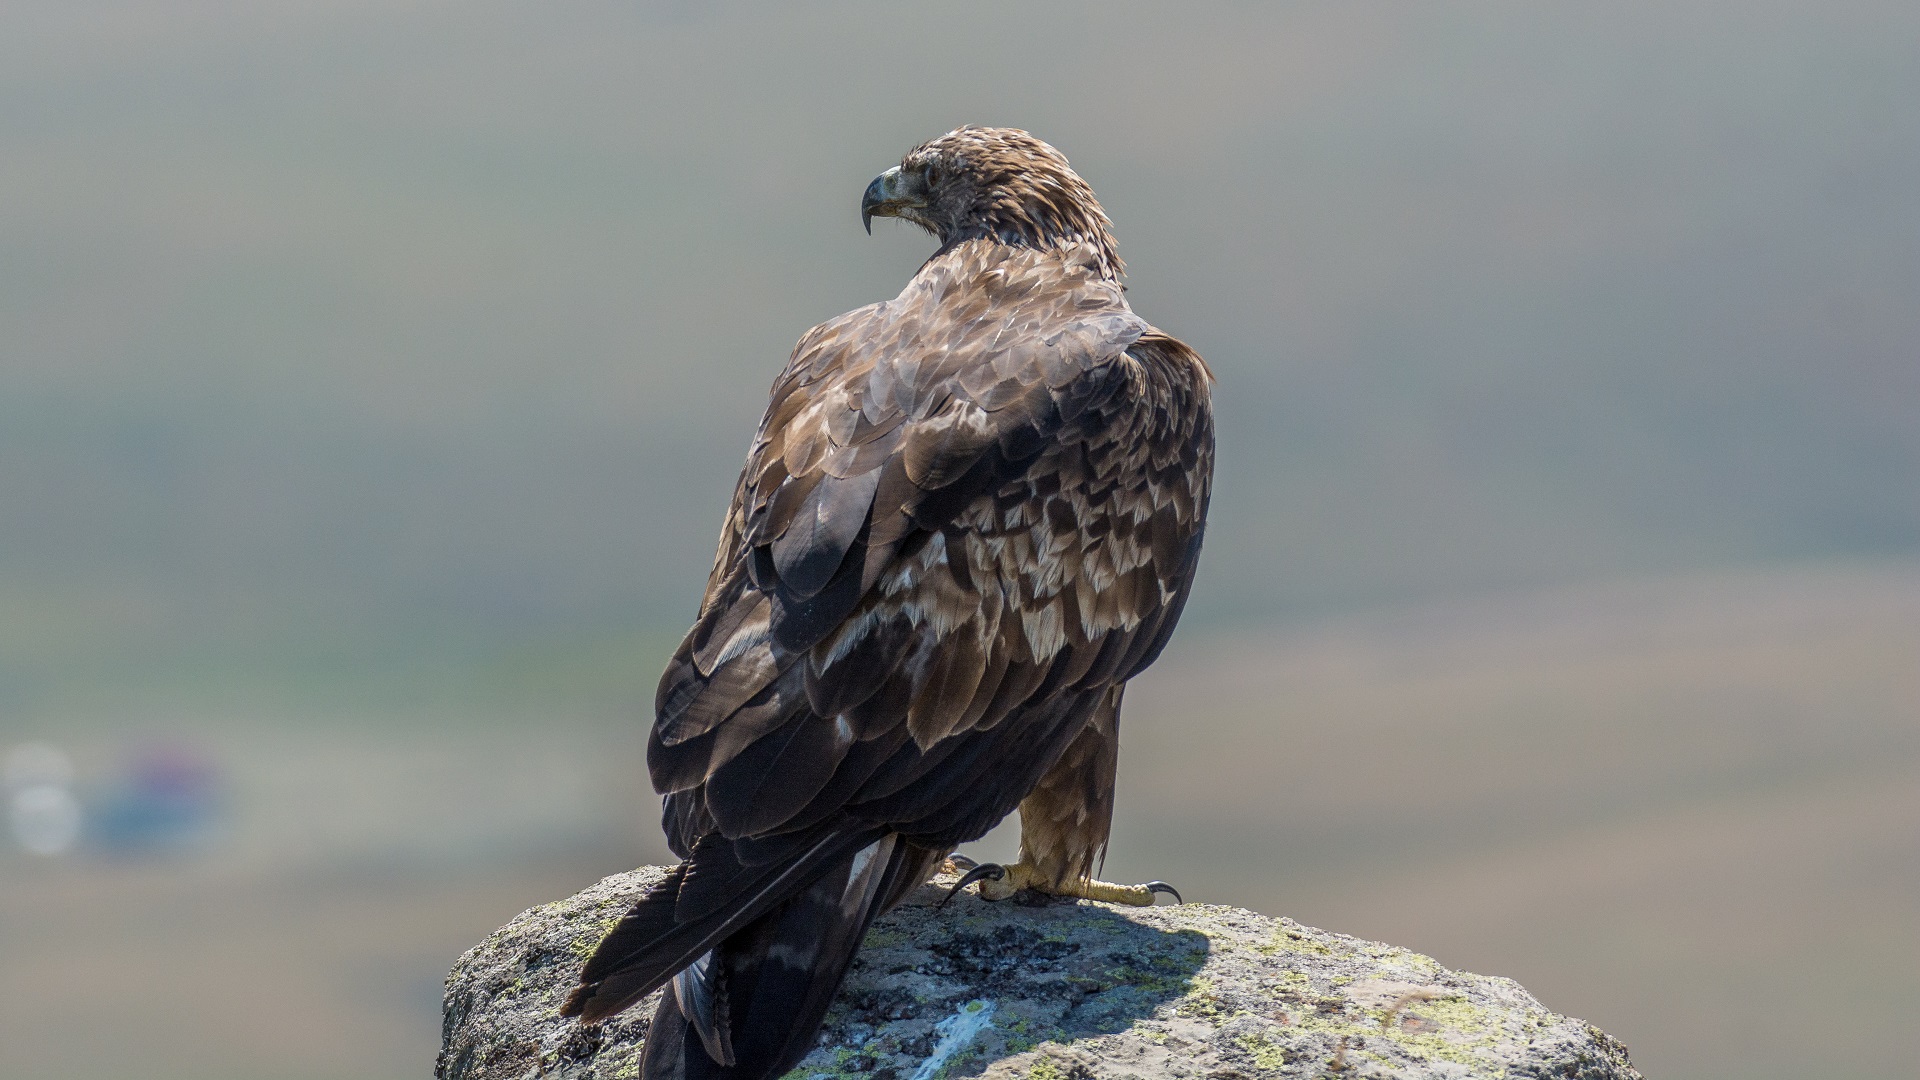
[860,172,891,236]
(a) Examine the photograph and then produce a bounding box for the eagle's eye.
[923,166,942,190]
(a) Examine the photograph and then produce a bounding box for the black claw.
[1144,881,1183,904]
[938,862,1006,909]
[946,853,979,871]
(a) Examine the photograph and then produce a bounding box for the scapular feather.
[771,468,880,599]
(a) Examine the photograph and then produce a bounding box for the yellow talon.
[971,860,1040,900]
[1068,877,1176,906]
[951,859,1179,906]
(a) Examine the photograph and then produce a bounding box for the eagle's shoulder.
[771,242,1145,418]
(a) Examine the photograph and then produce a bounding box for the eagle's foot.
[943,858,1180,907]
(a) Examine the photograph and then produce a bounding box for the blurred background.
[2,2,1915,1078]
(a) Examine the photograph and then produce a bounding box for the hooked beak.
[860,165,920,235]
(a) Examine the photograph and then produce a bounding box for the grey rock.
[439,867,1640,1080]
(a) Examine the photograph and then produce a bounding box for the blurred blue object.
[91,744,227,857]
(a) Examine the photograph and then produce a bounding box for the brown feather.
[772,469,881,599]
[905,632,989,746]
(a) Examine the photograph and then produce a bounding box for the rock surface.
[439,867,1640,1080]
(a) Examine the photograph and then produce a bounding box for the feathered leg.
[952,684,1179,906]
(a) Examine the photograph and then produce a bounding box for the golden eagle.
[563,127,1215,1080]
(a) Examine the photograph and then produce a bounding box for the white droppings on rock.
[909,1000,995,1080]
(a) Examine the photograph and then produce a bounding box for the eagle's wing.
[567,263,1212,1044]
[648,297,1210,848]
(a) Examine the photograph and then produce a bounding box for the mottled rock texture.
[439,867,1639,1080]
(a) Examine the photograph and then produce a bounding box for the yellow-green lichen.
[571,914,623,959]
[1266,992,1505,1068]
[1026,1057,1066,1080]
[1403,954,1442,974]
[932,1047,986,1080]
[1175,976,1228,1023]
[1398,994,1495,1034]
[1235,1031,1287,1071]
[1001,1015,1039,1052]
[1269,970,1311,993]
[1108,953,1203,995]
[1256,928,1335,957]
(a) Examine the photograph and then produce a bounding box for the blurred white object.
[5,742,75,790]
[11,783,83,855]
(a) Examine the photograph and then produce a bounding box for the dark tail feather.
[563,826,883,1024]
[642,835,946,1080]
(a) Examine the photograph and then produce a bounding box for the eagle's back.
[647,238,1213,849]
[564,237,1213,1060]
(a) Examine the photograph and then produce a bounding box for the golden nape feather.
[565,127,1215,1080]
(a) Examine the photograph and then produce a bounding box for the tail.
[564,831,944,1080]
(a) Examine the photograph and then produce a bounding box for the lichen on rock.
[438,867,1640,1080]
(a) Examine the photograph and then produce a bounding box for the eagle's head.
[862,126,1122,277]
